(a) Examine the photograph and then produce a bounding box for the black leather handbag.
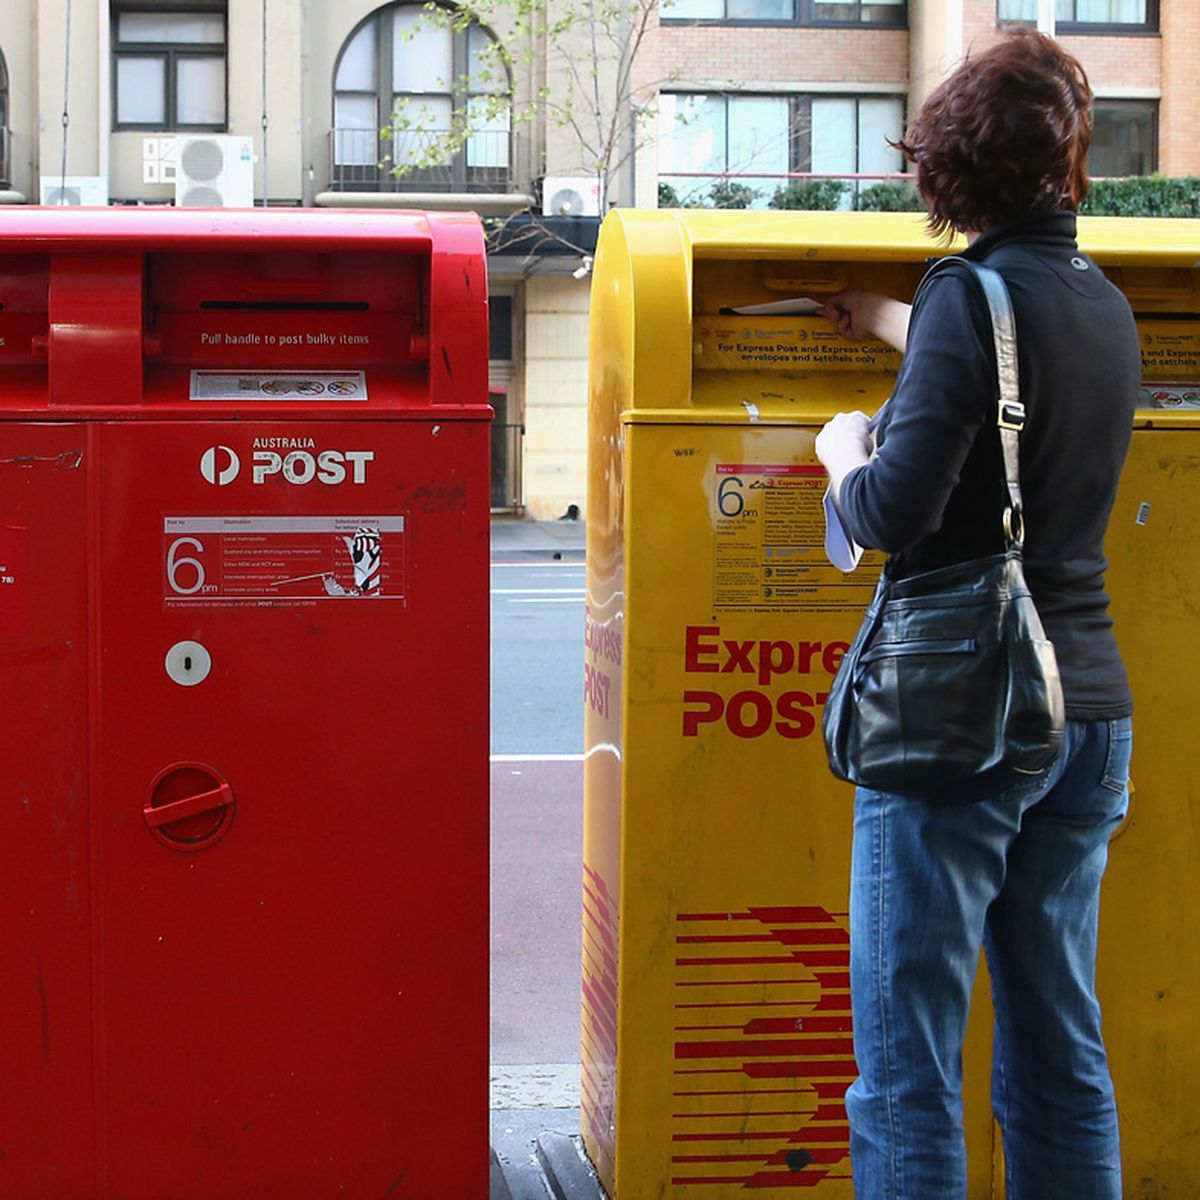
[822,261,1065,800]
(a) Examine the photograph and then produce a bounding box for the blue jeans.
[847,717,1132,1200]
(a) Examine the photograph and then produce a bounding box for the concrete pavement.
[491,514,586,559]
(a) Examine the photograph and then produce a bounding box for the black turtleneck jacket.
[838,212,1140,719]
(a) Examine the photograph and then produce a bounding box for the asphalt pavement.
[488,515,600,1200]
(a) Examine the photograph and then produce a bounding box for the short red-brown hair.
[898,28,1094,237]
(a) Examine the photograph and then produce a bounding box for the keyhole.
[165,641,211,687]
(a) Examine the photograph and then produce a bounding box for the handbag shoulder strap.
[923,256,1026,552]
[967,262,1025,552]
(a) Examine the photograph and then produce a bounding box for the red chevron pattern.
[581,862,620,1182]
[671,906,855,1189]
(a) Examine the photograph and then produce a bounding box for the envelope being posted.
[824,487,864,573]
[821,401,888,572]
[719,296,825,316]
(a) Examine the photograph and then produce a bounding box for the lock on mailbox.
[0,208,491,1200]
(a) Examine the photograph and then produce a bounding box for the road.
[491,557,586,756]
[489,550,587,1146]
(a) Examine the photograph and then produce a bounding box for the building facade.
[0,1,1190,517]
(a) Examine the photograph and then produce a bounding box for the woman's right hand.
[820,292,912,353]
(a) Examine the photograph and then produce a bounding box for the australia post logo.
[200,437,374,486]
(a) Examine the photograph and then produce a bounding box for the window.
[658,92,905,207]
[997,0,1157,31]
[332,3,511,191]
[663,0,904,25]
[1089,100,1157,177]
[112,5,227,130]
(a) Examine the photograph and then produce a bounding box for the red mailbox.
[0,208,490,1199]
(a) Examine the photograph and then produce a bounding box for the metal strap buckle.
[1003,505,1025,547]
[998,400,1026,431]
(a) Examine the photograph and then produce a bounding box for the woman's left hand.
[816,411,874,500]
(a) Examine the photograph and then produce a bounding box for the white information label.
[163,514,404,607]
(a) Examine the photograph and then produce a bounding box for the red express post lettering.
[682,625,849,740]
[585,609,621,720]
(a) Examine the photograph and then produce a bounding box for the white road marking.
[506,597,585,604]
[490,561,584,568]
[491,753,585,762]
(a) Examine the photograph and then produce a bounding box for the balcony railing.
[330,127,520,194]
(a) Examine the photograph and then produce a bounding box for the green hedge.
[658,180,760,208]
[855,181,925,212]
[658,175,1200,216]
[659,178,920,212]
[1081,176,1200,218]
[705,179,760,209]
[769,179,850,211]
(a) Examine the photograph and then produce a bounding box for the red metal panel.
[0,423,95,1199]
[0,208,492,1198]
[0,208,489,420]
[0,207,439,255]
[91,418,489,1198]
[49,254,143,406]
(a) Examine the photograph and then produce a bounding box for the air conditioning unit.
[174,135,255,208]
[39,175,109,207]
[142,136,179,185]
[542,175,601,217]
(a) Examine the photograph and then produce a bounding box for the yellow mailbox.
[581,209,1200,1198]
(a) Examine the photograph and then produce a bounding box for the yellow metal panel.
[1100,429,1200,1186]
[583,210,633,1193]
[586,415,997,1197]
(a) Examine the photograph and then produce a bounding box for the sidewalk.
[491,515,586,559]
[489,513,598,1199]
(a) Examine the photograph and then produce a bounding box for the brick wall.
[1162,0,1200,175]
[650,26,908,88]
[1060,33,1161,92]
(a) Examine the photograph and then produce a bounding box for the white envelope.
[824,487,864,573]
[822,401,889,572]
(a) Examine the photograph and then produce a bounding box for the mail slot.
[0,208,490,1199]
[582,208,1200,1197]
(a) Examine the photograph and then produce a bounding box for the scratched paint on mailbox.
[712,464,881,613]
[162,515,405,608]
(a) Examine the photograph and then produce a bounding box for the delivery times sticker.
[711,464,881,613]
[162,515,405,608]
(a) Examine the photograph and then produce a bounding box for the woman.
[814,30,1138,1200]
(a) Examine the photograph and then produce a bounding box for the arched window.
[332,3,511,192]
